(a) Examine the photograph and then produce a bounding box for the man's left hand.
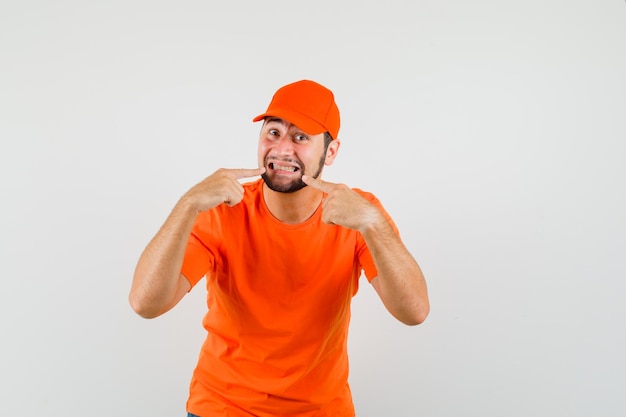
[302,175,385,232]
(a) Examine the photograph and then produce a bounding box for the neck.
[262,183,323,224]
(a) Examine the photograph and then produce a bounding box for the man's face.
[258,118,330,193]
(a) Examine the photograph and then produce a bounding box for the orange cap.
[253,80,340,140]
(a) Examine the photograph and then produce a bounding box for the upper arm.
[176,273,193,298]
[370,276,383,299]
[164,274,193,313]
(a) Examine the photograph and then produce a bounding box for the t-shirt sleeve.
[180,214,217,288]
[355,190,400,282]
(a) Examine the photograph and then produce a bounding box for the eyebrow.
[263,117,308,135]
[264,117,286,126]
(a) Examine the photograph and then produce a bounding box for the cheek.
[258,143,269,158]
[258,137,274,152]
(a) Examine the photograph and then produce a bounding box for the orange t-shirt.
[181,179,394,417]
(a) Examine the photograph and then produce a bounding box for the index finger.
[230,167,266,179]
[302,175,336,193]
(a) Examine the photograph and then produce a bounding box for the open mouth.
[268,162,300,173]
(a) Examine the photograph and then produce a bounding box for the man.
[129,80,429,417]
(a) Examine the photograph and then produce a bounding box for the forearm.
[129,198,197,318]
[361,218,430,325]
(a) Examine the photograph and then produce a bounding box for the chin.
[261,173,307,193]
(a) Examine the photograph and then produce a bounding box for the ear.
[324,139,341,166]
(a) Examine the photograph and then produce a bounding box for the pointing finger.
[230,167,266,179]
[302,175,336,193]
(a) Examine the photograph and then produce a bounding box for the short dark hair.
[324,132,333,150]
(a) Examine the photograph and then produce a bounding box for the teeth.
[273,164,297,172]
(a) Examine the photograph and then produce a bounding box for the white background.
[1,1,625,416]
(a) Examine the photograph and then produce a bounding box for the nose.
[271,135,295,156]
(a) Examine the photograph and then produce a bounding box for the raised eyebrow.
[265,117,286,126]
[264,118,308,137]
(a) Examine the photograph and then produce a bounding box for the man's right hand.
[183,167,265,212]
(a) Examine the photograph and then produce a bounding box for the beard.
[262,152,326,193]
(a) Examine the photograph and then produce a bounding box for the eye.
[294,133,308,142]
[268,129,280,137]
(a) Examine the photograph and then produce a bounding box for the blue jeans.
[188,414,200,417]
